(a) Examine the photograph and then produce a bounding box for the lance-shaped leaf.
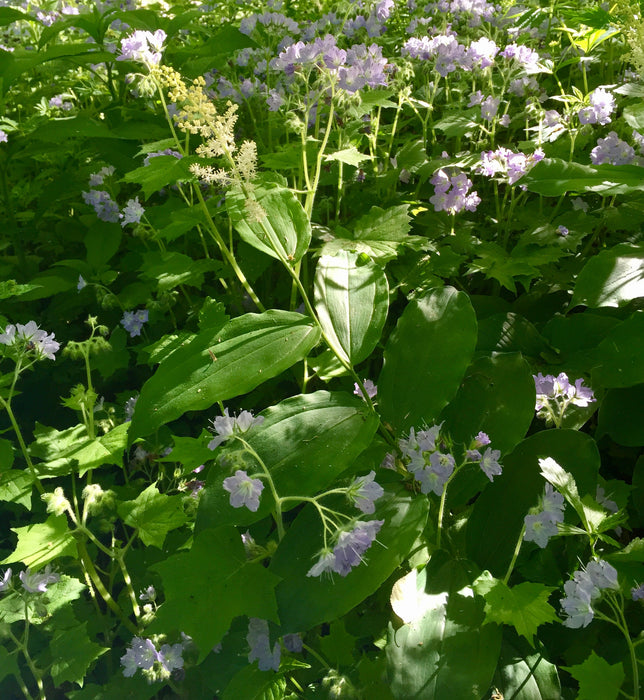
[196,390,379,530]
[314,251,388,365]
[378,287,477,433]
[128,310,320,442]
[227,178,311,263]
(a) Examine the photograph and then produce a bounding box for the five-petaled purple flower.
[348,470,384,514]
[223,470,264,512]
[121,309,149,338]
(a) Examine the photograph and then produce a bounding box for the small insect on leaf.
[208,349,217,362]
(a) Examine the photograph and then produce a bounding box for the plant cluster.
[0,0,643,698]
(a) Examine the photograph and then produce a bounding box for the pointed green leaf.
[0,646,20,684]
[270,486,428,632]
[197,390,379,529]
[128,310,321,441]
[492,636,561,700]
[473,574,558,645]
[2,515,76,568]
[563,651,625,700]
[117,484,187,548]
[151,527,281,661]
[325,146,369,167]
[122,155,198,199]
[314,251,388,364]
[378,287,477,433]
[227,179,311,263]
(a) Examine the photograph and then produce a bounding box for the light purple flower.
[208,409,264,449]
[632,583,644,601]
[82,189,119,222]
[578,87,615,126]
[88,165,115,186]
[0,130,7,143]
[306,550,337,577]
[467,37,498,68]
[586,560,619,591]
[542,483,565,522]
[375,0,394,21]
[523,511,559,548]
[247,618,280,671]
[0,568,11,592]
[121,637,158,677]
[20,565,59,593]
[117,30,166,67]
[479,447,502,481]
[223,470,264,512]
[561,576,596,628]
[480,96,500,121]
[332,520,384,576]
[353,379,377,400]
[283,633,303,653]
[121,309,148,338]
[0,321,60,360]
[416,451,454,496]
[348,470,384,514]
[120,197,145,227]
[590,131,635,166]
[430,167,480,214]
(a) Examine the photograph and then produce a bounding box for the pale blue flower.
[247,618,280,671]
[632,583,644,601]
[332,519,384,576]
[348,470,384,514]
[121,309,148,337]
[208,408,264,449]
[523,511,559,548]
[223,470,264,512]
[479,447,502,481]
[120,197,145,227]
[20,565,59,593]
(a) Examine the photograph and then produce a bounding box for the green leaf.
[521,158,644,196]
[162,435,215,473]
[50,620,108,686]
[140,250,219,291]
[571,243,644,308]
[321,204,421,263]
[314,251,388,365]
[0,7,29,24]
[597,384,644,446]
[30,422,129,478]
[222,666,287,700]
[128,310,321,441]
[386,556,502,699]
[476,313,560,361]
[491,636,561,700]
[319,620,356,667]
[325,146,369,167]
[122,156,197,199]
[0,645,20,684]
[592,311,644,388]
[227,178,311,263]
[2,515,77,568]
[562,651,625,700]
[197,390,379,529]
[0,279,41,299]
[473,573,558,645]
[440,353,536,455]
[117,484,187,548]
[467,430,599,576]
[151,527,281,661]
[378,287,477,434]
[538,457,585,523]
[269,486,429,632]
[0,469,33,508]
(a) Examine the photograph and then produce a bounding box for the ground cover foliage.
[0,0,643,697]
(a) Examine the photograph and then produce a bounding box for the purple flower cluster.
[499,43,541,72]
[477,147,544,185]
[117,30,166,67]
[120,197,145,227]
[121,636,185,682]
[208,408,265,450]
[82,189,120,223]
[0,321,60,360]
[465,433,502,481]
[143,149,182,166]
[223,470,265,512]
[578,87,615,126]
[240,12,299,37]
[399,424,455,495]
[0,566,59,594]
[307,519,384,577]
[121,309,148,338]
[561,560,619,628]
[590,131,635,166]
[523,482,565,548]
[273,35,389,93]
[353,378,377,401]
[247,618,281,671]
[534,372,595,423]
[430,168,480,215]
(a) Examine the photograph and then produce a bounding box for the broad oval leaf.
[196,390,379,529]
[378,287,477,433]
[270,485,428,632]
[466,430,600,576]
[227,178,311,263]
[492,636,561,700]
[314,251,389,365]
[592,311,644,388]
[386,556,502,699]
[128,310,320,441]
[571,243,644,309]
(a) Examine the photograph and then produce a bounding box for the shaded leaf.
[563,651,624,700]
[117,484,187,548]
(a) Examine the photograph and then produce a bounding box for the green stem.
[503,523,526,584]
[8,628,45,700]
[0,395,44,494]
